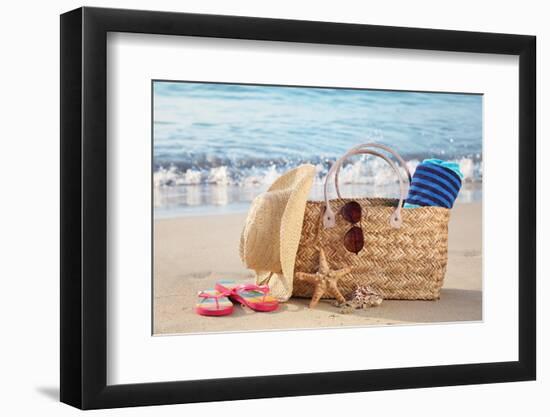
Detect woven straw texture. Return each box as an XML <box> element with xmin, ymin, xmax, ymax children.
<box><xmin>293</xmin><ymin>198</ymin><xmax>451</xmax><ymax>300</ymax></box>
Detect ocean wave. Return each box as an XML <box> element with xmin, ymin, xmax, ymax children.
<box><xmin>153</xmin><ymin>155</ymin><xmax>482</xmax><ymax>188</ymax></box>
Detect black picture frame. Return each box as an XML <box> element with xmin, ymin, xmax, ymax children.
<box><xmin>60</xmin><ymin>6</ymin><xmax>536</xmax><ymax>410</ymax></box>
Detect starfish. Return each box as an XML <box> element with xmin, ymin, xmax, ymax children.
<box><xmin>295</xmin><ymin>249</ymin><xmax>351</xmax><ymax>308</ymax></box>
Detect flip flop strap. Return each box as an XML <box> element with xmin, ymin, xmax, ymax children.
<box><xmin>198</xmin><ymin>291</ymin><xmax>230</xmax><ymax>310</ymax></box>
<box><xmin>234</xmin><ymin>284</ymin><xmax>270</xmax><ymax>302</ymax></box>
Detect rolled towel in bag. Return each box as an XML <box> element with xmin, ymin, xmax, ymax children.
<box><xmin>404</xmin><ymin>159</ymin><xmax>463</xmax><ymax>208</ymax></box>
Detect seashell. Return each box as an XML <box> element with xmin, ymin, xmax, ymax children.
<box><xmin>349</xmin><ymin>285</ymin><xmax>383</xmax><ymax>308</ymax></box>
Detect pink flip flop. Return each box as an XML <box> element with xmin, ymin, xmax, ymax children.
<box><xmin>195</xmin><ymin>290</ymin><xmax>234</xmax><ymax>316</ymax></box>
<box><xmin>215</xmin><ymin>281</ymin><xmax>279</xmax><ymax>312</ymax></box>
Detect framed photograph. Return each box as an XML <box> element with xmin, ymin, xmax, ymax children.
<box><xmin>60</xmin><ymin>6</ymin><xmax>536</xmax><ymax>409</ymax></box>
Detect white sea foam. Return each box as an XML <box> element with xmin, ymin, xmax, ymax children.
<box><xmin>459</xmin><ymin>157</ymin><xmax>475</xmax><ymax>181</ymax></box>
<box><xmin>153</xmin><ymin>156</ymin><xmax>482</xmax><ymax>189</ymax></box>
<box><xmin>153</xmin><ymin>166</ymin><xmax>179</xmax><ymax>187</ymax></box>
<box><xmin>207</xmin><ymin>166</ymin><xmax>230</xmax><ymax>185</ymax></box>
<box><xmin>153</xmin><ymin>166</ymin><xmax>203</xmax><ymax>186</ymax></box>
<box><xmin>241</xmin><ymin>165</ymin><xmax>280</xmax><ymax>187</ymax></box>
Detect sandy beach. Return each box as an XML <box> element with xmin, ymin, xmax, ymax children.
<box><xmin>153</xmin><ymin>202</ymin><xmax>481</xmax><ymax>335</ymax></box>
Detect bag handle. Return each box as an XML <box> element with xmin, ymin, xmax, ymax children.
<box><xmin>334</xmin><ymin>143</ymin><xmax>412</xmax><ymax>197</ymax></box>
<box><xmin>323</xmin><ymin>144</ymin><xmax>411</xmax><ymax>229</ymax></box>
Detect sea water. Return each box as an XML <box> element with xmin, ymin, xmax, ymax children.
<box><xmin>153</xmin><ymin>81</ymin><xmax>482</xmax><ymax>218</ymax></box>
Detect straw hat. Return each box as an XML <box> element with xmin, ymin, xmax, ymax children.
<box><xmin>239</xmin><ymin>164</ymin><xmax>316</xmax><ymax>301</ymax></box>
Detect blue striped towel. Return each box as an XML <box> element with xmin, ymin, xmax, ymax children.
<box><xmin>404</xmin><ymin>159</ymin><xmax>463</xmax><ymax>209</ymax></box>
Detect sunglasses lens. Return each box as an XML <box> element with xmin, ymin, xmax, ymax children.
<box><xmin>341</xmin><ymin>201</ymin><xmax>362</xmax><ymax>223</ymax></box>
<box><xmin>344</xmin><ymin>226</ymin><xmax>364</xmax><ymax>254</ymax></box>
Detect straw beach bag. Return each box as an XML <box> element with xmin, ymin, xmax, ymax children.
<box><xmin>292</xmin><ymin>143</ymin><xmax>451</xmax><ymax>300</ymax></box>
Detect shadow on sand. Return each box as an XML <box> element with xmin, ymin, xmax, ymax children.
<box><xmin>289</xmin><ymin>288</ymin><xmax>482</xmax><ymax>324</ymax></box>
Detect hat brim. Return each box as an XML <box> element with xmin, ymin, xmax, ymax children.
<box><xmin>277</xmin><ymin>165</ymin><xmax>315</xmax><ymax>300</ymax></box>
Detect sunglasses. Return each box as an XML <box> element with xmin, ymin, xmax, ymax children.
<box><xmin>340</xmin><ymin>201</ymin><xmax>364</xmax><ymax>254</ymax></box>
